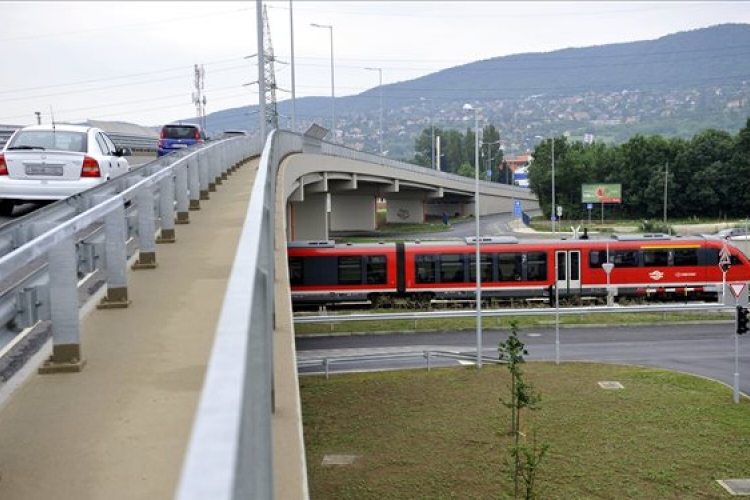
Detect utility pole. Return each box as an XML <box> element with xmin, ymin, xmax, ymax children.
<box><xmin>192</xmin><ymin>64</ymin><xmax>207</xmax><ymax>131</ymax></box>
<box><xmin>664</xmin><ymin>162</ymin><xmax>669</xmax><ymax>227</ymax></box>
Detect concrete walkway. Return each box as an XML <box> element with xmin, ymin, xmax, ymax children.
<box><xmin>0</xmin><ymin>159</ymin><xmax>270</xmax><ymax>499</ymax></box>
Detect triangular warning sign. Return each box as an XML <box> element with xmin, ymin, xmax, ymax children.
<box><xmin>730</xmin><ymin>283</ymin><xmax>746</xmax><ymax>298</ymax></box>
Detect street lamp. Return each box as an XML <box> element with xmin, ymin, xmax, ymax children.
<box><xmin>311</xmin><ymin>23</ymin><xmax>335</xmax><ymax>141</ymax></box>
<box><xmin>535</xmin><ymin>135</ymin><xmax>556</xmax><ymax>235</ymax></box>
<box><xmin>365</xmin><ymin>67</ymin><xmax>383</xmax><ymax>154</ymax></box>
<box><xmin>480</xmin><ymin>139</ymin><xmax>501</xmax><ymax>181</ymax></box>
<box><xmin>463</xmin><ymin>103</ymin><xmax>483</xmax><ymax>369</ymax></box>
<box><xmin>420</xmin><ymin>97</ymin><xmax>435</xmax><ymax>169</ymax></box>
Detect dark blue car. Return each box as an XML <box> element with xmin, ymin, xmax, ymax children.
<box><xmin>157</xmin><ymin>123</ymin><xmax>207</xmax><ymax>156</ymax></box>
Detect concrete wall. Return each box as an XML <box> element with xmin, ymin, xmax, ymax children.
<box><xmin>330</xmin><ymin>195</ymin><xmax>376</xmax><ymax>231</ymax></box>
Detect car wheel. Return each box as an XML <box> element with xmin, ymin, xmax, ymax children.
<box><xmin>0</xmin><ymin>200</ymin><xmax>14</xmax><ymax>217</ymax></box>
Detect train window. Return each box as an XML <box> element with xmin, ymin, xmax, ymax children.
<box><xmin>731</xmin><ymin>254</ymin><xmax>744</xmax><ymax>266</ymax></box>
<box><xmin>338</xmin><ymin>256</ymin><xmax>362</xmax><ymax>285</ymax></box>
<box><xmin>526</xmin><ymin>252</ymin><xmax>547</xmax><ymax>281</ymax></box>
<box><xmin>497</xmin><ymin>253</ymin><xmax>522</xmax><ymax>281</ymax></box>
<box><xmin>440</xmin><ymin>254</ymin><xmax>465</xmax><ymax>283</ymax></box>
<box><xmin>289</xmin><ymin>257</ymin><xmax>303</xmax><ymax>286</ymax></box>
<box><xmin>643</xmin><ymin>249</ymin><xmax>670</xmax><ymax>267</ymax></box>
<box><xmin>366</xmin><ymin>255</ymin><xmax>387</xmax><ymax>284</ymax></box>
<box><xmin>588</xmin><ymin>250</ymin><xmax>611</xmax><ymax>268</ymax></box>
<box><xmin>673</xmin><ymin>248</ymin><xmax>698</xmax><ymax>266</ymax></box>
<box><xmin>415</xmin><ymin>255</ymin><xmax>436</xmax><ymax>283</ymax></box>
<box><xmin>469</xmin><ymin>253</ymin><xmax>492</xmax><ymax>282</ymax></box>
<box><xmin>613</xmin><ymin>250</ymin><xmax>639</xmax><ymax>268</ymax></box>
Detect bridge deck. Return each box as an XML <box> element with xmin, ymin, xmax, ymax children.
<box><xmin>0</xmin><ymin>159</ymin><xmax>306</xmax><ymax>499</ymax></box>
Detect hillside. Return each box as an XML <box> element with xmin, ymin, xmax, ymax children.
<box><xmin>199</xmin><ymin>23</ymin><xmax>750</xmax><ymax>158</ymax></box>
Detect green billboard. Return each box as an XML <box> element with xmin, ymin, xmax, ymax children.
<box><xmin>582</xmin><ymin>184</ymin><xmax>622</xmax><ymax>204</ymax></box>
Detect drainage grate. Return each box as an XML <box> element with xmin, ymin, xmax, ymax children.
<box><xmin>598</xmin><ymin>381</ymin><xmax>624</xmax><ymax>389</ymax></box>
<box><xmin>718</xmin><ymin>479</ymin><xmax>750</xmax><ymax>496</ymax></box>
<box><xmin>322</xmin><ymin>454</ymin><xmax>358</xmax><ymax>466</ymax></box>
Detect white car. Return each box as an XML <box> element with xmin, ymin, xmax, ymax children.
<box><xmin>0</xmin><ymin>124</ymin><xmax>130</xmax><ymax>216</ymax></box>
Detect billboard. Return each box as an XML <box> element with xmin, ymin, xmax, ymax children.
<box><xmin>582</xmin><ymin>184</ymin><xmax>622</xmax><ymax>203</ymax></box>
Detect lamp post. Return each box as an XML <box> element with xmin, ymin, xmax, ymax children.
<box><xmin>481</xmin><ymin>139</ymin><xmax>501</xmax><ymax>181</ymax></box>
<box><xmin>311</xmin><ymin>23</ymin><xmax>335</xmax><ymax>141</ymax></box>
<box><xmin>535</xmin><ymin>135</ymin><xmax>556</xmax><ymax>235</ymax></box>
<box><xmin>365</xmin><ymin>67</ymin><xmax>383</xmax><ymax>154</ymax></box>
<box><xmin>420</xmin><ymin>97</ymin><xmax>435</xmax><ymax>169</ymax></box>
<box><xmin>463</xmin><ymin>103</ymin><xmax>483</xmax><ymax>369</ymax></box>
<box><xmin>289</xmin><ymin>0</ymin><xmax>297</xmax><ymax>131</ymax></box>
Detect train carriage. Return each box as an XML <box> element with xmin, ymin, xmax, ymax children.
<box><xmin>287</xmin><ymin>234</ymin><xmax>750</xmax><ymax>309</ymax></box>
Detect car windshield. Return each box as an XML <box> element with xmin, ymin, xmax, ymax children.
<box><xmin>8</xmin><ymin>130</ymin><xmax>86</xmax><ymax>153</ymax></box>
<box><xmin>163</xmin><ymin>126</ymin><xmax>199</xmax><ymax>140</ymax></box>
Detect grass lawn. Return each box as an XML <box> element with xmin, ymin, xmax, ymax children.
<box><xmin>301</xmin><ymin>363</ymin><xmax>750</xmax><ymax>499</ymax></box>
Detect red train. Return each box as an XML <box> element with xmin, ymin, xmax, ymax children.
<box><xmin>287</xmin><ymin>235</ymin><xmax>750</xmax><ymax>308</ymax></box>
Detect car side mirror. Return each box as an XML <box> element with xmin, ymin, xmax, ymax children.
<box><xmin>116</xmin><ymin>147</ymin><xmax>132</xmax><ymax>157</ymax></box>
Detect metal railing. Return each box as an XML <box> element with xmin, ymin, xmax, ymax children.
<box><xmin>0</xmin><ymin>136</ymin><xmax>258</xmax><ymax>365</ymax></box>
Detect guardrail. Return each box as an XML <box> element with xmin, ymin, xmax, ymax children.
<box><xmin>0</xmin><ymin>137</ymin><xmax>259</xmax><ymax>372</ymax></box>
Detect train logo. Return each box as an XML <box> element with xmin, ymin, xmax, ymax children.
<box><xmin>649</xmin><ymin>270</ymin><xmax>665</xmax><ymax>281</ymax></box>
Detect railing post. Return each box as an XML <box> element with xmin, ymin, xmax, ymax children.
<box><xmin>175</xmin><ymin>162</ymin><xmax>191</xmax><ymax>222</ymax></box>
<box><xmin>39</xmin><ymin>235</ymin><xmax>86</xmax><ymax>374</ymax></box>
<box><xmin>188</xmin><ymin>156</ymin><xmax>201</xmax><ymax>210</ymax></box>
<box><xmin>98</xmin><ymin>200</ymin><xmax>131</xmax><ymax>309</ymax></box>
<box><xmin>15</xmin><ymin>287</ymin><xmax>39</xmax><ymax>329</ymax></box>
<box><xmin>133</xmin><ymin>186</ymin><xmax>158</xmax><ymax>269</ymax></box>
<box><xmin>157</xmin><ymin>174</ymin><xmax>176</xmax><ymax>243</ymax></box>
<box><xmin>199</xmin><ymin>150</ymin><xmax>211</xmax><ymax>199</ymax></box>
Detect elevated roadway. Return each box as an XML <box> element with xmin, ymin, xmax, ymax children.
<box><xmin>0</xmin><ymin>129</ymin><xmax>538</xmax><ymax>498</ymax></box>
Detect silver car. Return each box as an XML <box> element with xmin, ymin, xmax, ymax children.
<box><xmin>0</xmin><ymin>124</ymin><xmax>130</xmax><ymax>216</ymax></box>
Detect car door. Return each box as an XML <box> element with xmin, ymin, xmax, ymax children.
<box><xmin>101</xmin><ymin>132</ymin><xmax>129</xmax><ymax>175</ymax></box>
<box><xmin>94</xmin><ymin>132</ymin><xmax>117</xmax><ymax>179</ymax></box>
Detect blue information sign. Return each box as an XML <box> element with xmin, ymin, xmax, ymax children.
<box><xmin>513</xmin><ymin>200</ymin><xmax>522</xmax><ymax>217</ymax></box>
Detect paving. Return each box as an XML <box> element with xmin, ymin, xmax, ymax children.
<box><xmin>0</xmin><ymin>159</ymin><xmax>298</xmax><ymax>500</ymax></box>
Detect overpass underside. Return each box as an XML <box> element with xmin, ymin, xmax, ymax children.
<box><xmin>282</xmin><ymin>153</ymin><xmax>538</xmax><ymax>241</ymax></box>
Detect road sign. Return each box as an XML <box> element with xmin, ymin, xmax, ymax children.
<box><xmin>730</xmin><ymin>283</ymin><xmax>746</xmax><ymax>298</ymax></box>
<box><xmin>719</xmin><ymin>244</ymin><xmax>731</xmax><ymax>271</ymax></box>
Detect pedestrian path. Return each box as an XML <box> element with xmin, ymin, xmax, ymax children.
<box><xmin>0</xmin><ymin>160</ymin><xmax>259</xmax><ymax>500</ymax></box>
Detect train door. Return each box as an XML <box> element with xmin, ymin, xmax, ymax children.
<box><xmin>555</xmin><ymin>250</ymin><xmax>581</xmax><ymax>294</ymax></box>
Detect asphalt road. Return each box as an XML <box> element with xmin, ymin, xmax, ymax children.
<box><xmin>296</xmin><ymin>322</ymin><xmax>750</xmax><ymax>396</ymax></box>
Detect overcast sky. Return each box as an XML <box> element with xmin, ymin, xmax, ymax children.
<box><xmin>1</xmin><ymin>1</ymin><xmax>749</xmax><ymax>128</ymax></box>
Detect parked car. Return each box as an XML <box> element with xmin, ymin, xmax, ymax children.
<box><xmin>157</xmin><ymin>123</ymin><xmax>207</xmax><ymax>156</ymax></box>
<box><xmin>716</xmin><ymin>227</ymin><xmax>749</xmax><ymax>240</ymax></box>
<box><xmin>0</xmin><ymin>124</ymin><xmax>131</xmax><ymax>216</ymax></box>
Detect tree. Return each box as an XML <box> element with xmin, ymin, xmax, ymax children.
<box><xmin>498</xmin><ymin>321</ymin><xmax>548</xmax><ymax>499</ymax></box>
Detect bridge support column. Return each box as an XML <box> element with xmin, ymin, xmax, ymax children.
<box><xmin>97</xmin><ymin>200</ymin><xmax>131</xmax><ymax>309</ymax></box>
<box><xmin>39</xmin><ymin>235</ymin><xmax>86</xmax><ymax>374</ymax></box>
<box><xmin>384</xmin><ymin>196</ymin><xmax>425</xmax><ymax>224</ymax></box>
<box><xmin>288</xmin><ymin>194</ymin><xmax>329</xmax><ymax>241</ymax></box>
<box><xmin>330</xmin><ymin>195</ymin><xmax>377</xmax><ymax>232</ymax></box>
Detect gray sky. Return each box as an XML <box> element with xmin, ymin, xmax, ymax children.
<box><xmin>1</xmin><ymin>1</ymin><xmax>749</xmax><ymax>128</ymax></box>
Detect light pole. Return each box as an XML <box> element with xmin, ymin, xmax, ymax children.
<box><xmin>289</xmin><ymin>0</ymin><xmax>297</xmax><ymax>131</ymax></box>
<box><xmin>463</xmin><ymin>103</ymin><xmax>483</xmax><ymax>369</ymax></box>
<box><xmin>311</xmin><ymin>23</ymin><xmax>335</xmax><ymax>141</ymax></box>
<box><xmin>481</xmin><ymin>139</ymin><xmax>501</xmax><ymax>181</ymax></box>
<box><xmin>420</xmin><ymin>97</ymin><xmax>435</xmax><ymax>169</ymax></box>
<box><xmin>535</xmin><ymin>135</ymin><xmax>556</xmax><ymax>235</ymax></box>
<box><xmin>365</xmin><ymin>67</ymin><xmax>383</xmax><ymax>154</ymax></box>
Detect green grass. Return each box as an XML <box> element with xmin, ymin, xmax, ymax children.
<box><xmin>301</xmin><ymin>363</ymin><xmax>750</xmax><ymax>499</ymax></box>
<box><xmin>294</xmin><ymin>310</ymin><xmax>731</xmax><ymax>336</ymax></box>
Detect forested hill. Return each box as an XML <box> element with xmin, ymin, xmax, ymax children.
<box><xmin>381</xmin><ymin>23</ymin><xmax>750</xmax><ymax>102</ymax></box>
<box><xmin>201</xmin><ymin>23</ymin><xmax>750</xmax><ymax>155</ymax></box>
